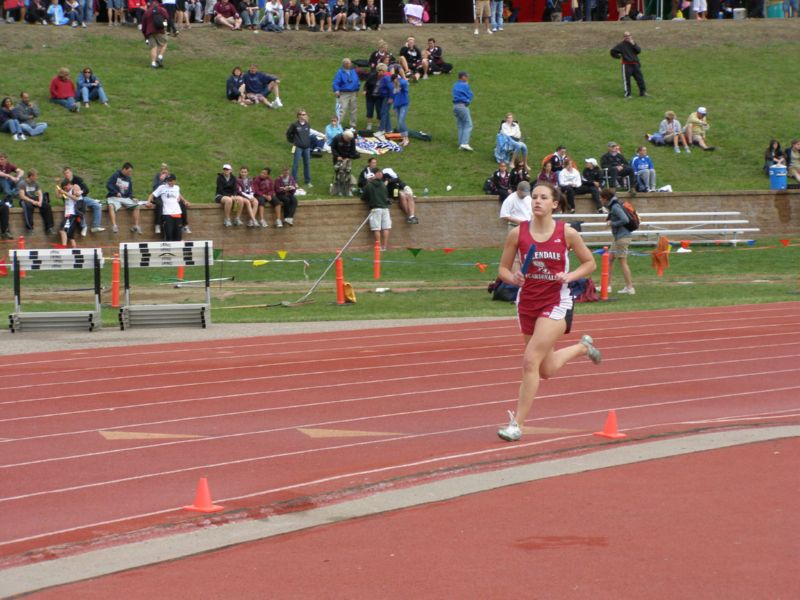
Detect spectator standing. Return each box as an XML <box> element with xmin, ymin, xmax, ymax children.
<box><xmin>79</xmin><ymin>0</ymin><xmax>93</xmax><ymax>25</ymax></box>
<box><xmin>684</xmin><ymin>107</ymin><xmax>715</xmax><ymax>151</ymax></box>
<box><xmin>610</xmin><ymin>31</ymin><xmax>647</xmax><ymax>98</ymax></box>
<box><xmin>490</xmin><ymin>0</ymin><xmax>504</xmax><ymax>31</ymax></box>
<box><xmin>377</xmin><ymin>65</ymin><xmax>394</xmax><ymax>134</ymax></box>
<box><xmin>162</xmin><ymin>0</ymin><xmax>179</xmax><ymax>35</ymax></box>
<box><xmin>142</xmin><ymin>0</ymin><xmax>170</xmax><ymax>70</ymax></box>
<box><xmin>18</xmin><ymin>169</ymin><xmax>56</xmax><ymax>234</ymax></box>
<box><xmin>106</xmin><ymin>162</ymin><xmax>146</xmax><ymax>234</ymax></box>
<box><xmin>274</xmin><ymin>167</ymin><xmax>299</xmax><ymax>226</ymax></box>
<box><xmin>452</xmin><ymin>71</ymin><xmax>474</xmax><ymax>151</ymax></box>
<box><xmin>600</xmin><ymin>142</ymin><xmax>634</xmax><ymax>189</ymax></box>
<box><xmin>147</xmin><ymin>174</ymin><xmax>188</xmax><ymax>241</ymax></box>
<box><xmin>363</xmin><ymin>63</ymin><xmax>387</xmax><ymax>132</ymax></box>
<box><xmin>601</xmin><ymin>188</ymin><xmax>635</xmax><ymax>295</ymax></box>
<box><xmin>474</xmin><ymin>0</ymin><xmax>492</xmax><ymax>34</ymax></box>
<box><xmin>286</xmin><ymin>109</ymin><xmax>313</xmax><ymax>189</ymax></box>
<box><xmin>362</xmin><ymin>170</ymin><xmax>391</xmax><ymax>250</ymax></box>
<box><xmin>391</xmin><ymin>68</ymin><xmax>410</xmax><ymax>147</ymax></box>
<box><xmin>129</xmin><ymin>0</ymin><xmax>147</xmax><ymax>26</ymax></box>
<box><xmin>243</xmin><ymin>64</ymin><xmax>283</xmax><ymax>107</ymax></box>
<box><xmin>107</xmin><ymin>0</ymin><xmax>124</xmax><ymax>25</ymax></box>
<box><xmin>630</xmin><ymin>146</ymin><xmax>657</xmax><ymax>192</ymax></box>
<box><xmin>62</xmin><ymin>167</ymin><xmax>105</xmax><ymax>235</ymax></box>
<box><xmin>76</xmin><ymin>68</ymin><xmax>110</xmax><ymax>108</ymax></box>
<box><xmin>49</xmin><ymin>68</ymin><xmax>79</xmax><ymax>113</ymax></box>
<box><xmin>332</xmin><ymin>58</ymin><xmax>360</xmax><ymax>129</ymax></box>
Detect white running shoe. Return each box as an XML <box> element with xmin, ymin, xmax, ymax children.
<box><xmin>260</xmin><ymin>219</ymin><xmax>269</xmax><ymax>228</ymax></box>
<box><xmin>619</xmin><ymin>286</ymin><xmax>636</xmax><ymax>295</ymax></box>
<box><xmin>497</xmin><ymin>410</ymin><xmax>521</xmax><ymax>442</ymax></box>
<box><xmin>580</xmin><ymin>334</ymin><xmax>602</xmax><ymax>364</ymax></box>
<box><xmin>154</xmin><ymin>224</ymin><xmax>161</xmax><ymax>234</ymax></box>
<box><xmin>459</xmin><ymin>144</ymin><xmax>474</xmax><ymax>152</ymax></box>
<box><xmin>284</xmin><ymin>217</ymin><xmax>293</xmax><ymax>226</ymax></box>
<box><xmin>233</xmin><ymin>218</ymin><xmax>243</xmax><ymax>226</ymax></box>
<box><xmin>223</xmin><ymin>218</ymin><xmax>232</xmax><ymax>227</ymax></box>
<box><xmin>473</xmin><ymin>28</ymin><xmax>479</xmax><ymax>34</ymax></box>
<box><xmin>130</xmin><ymin>225</ymin><xmax>142</xmax><ymax>234</ymax></box>
<box><xmin>275</xmin><ymin>219</ymin><xmax>283</xmax><ymax>228</ymax></box>
<box><xmin>81</xmin><ymin>225</ymin><xmax>88</xmax><ymax>237</ymax></box>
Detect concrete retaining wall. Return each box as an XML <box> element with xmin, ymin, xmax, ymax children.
<box><xmin>5</xmin><ymin>190</ymin><xmax>799</xmax><ymax>256</ymax></box>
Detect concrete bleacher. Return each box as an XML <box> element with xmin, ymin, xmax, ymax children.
<box><xmin>2</xmin><ymin>189</ymin><xmax>798</xmax><ymax>256</ymax></box>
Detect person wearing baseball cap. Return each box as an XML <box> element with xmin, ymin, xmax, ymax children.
<box><xmin>684</xmin><ymin>107</ymin><xmax>715</xmax><ymax>151</ymax></box>
<box><xmin>452</xmin><ymin>71</ymin><xmax>474</xmax><ymax>152</ymax></box>
<box><xmin>215</xmin><ymin>163</ymin><xmax>248</xmax><ymax>227</ymax></box>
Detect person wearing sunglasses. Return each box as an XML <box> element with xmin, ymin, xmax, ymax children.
<box><xmin>76</xmin><ymin>68</ymin><xmax>109</xmax><ymax>108</ymax></box>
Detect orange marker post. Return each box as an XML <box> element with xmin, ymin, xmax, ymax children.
<box><xmin>335</xmin><ymin>250</ymin><xmax>345</xmax><ymax>305</ymax></box>
<box><xmin>177</xmin><ymin>265</ymin><xmax>185</xmax><ymax>282</ymax></box>
<box><xmin>600</xmin><ymin>246</ymin><xmax>610</xmax><ymax>301</ymax></box>
<box><xmin>17</xmin><ymin>236</ymin><xmax>25</xmax><ymax>279</ymax></box>
<box><xmin>373</xmin><ymin>241</ymin><xmax>381</xmax><ymax>280</ymax></box>
<box><xmin>111</xmin><ymin>253</ymin><xmax>121</xmax><ymax>308</ymax></box>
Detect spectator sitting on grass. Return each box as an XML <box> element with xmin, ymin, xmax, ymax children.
<box><xmin>647</xmin><ymin>110</ymin><xmax>690</xmax><ymax>154</ymax></box>
<box><xmin>763</xmin><ymin>140</ymin><xmax>784</xmax><ymax>175</ymax></box>
<box><xmin>226</xmin><ymin>66</ymin><xmax>251</xmax><ymax>105</ymax></box>
<box><xmin>238</xmin><ymin>0</ymin><xmax>259</xmax><ymax>30</ymax></box>
<box><xmin>1</xmin><ymin>97</ymin><xmax>28</xmax><ymax>141</ymax></box>
<box><xmin>49</xmin><ymin>67</ymin><xmax>79</xmax><ymax>113</ymax></box>
<box><xmin>684</xmin><ymin>106</ymin><xmax>714</xmax><ymax>151</ymax></box>
<box><xmin>243</xmin><ymin>64</ymin><xmax>283</xmax><ymax>108</ymax></box>
<box><xmin>63</xmin><ymin>0</ymin><xmax>84</xmax><ymax>25</ymax></box>
<box><xmin>631</xmin><ymin>146</ymin><xmax>657</xmax><ymax>192</ymax></box>
<box><xmin>213</xmin><ymin>0</ymin><xmax>242</xmax><ymax>29</ymax></box>
<box><xmin>260</xmin><ymin>0</ymin><xmax>285</xmax><ymax>30</ymax></box>
<box><xmin>76</xmin><ymin>68</ymin><xmax>109</xmax><ymax>108</ymax></box>
<box><xmin>426</xmin><ymin>37</ymin><xmax>452</xmax><ymax>74</ymax></box>
<box><xmin>358</xmin><ymin>157</ymin><xmax>379</xmax><ymax>192</ymax></box>
<box><xmin>369</xmin><ymin>40</ymin><xmax>395</xmax><ymax>70</ymax></box>
<box><xmin>46</xmin><ymin>0</ymin><xmax>70</xmax><ymax>24</ymax></box>
<box><xmin>399</xmin><ymin>36</ymin><xmax>429</xmax><ymax>81</ymax></box>
<box><xmin>324</xmin><ymin>115</ymin><xmax>344</xmax><ymax>147</ymax></box>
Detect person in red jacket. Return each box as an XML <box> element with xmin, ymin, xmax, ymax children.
<box><xmin>142</xmin><ymin>0</ymin><xmax>170</xmax><ymax>69</ymax></box>
<box><xmin>49</xmin><ymin>68</ymin><xmax>79</xmax><ymax>113</ymax></box>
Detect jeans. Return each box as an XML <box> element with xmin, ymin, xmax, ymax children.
<box><xmin>583</xmin><ymin>0</ymin><xmax>595</xmax><ymax>20</ymax></box>
<box><xmin>1</xmin><ymin>119</ymin><xmax>22</xmax><ymax>135</ymax></box>
<box><xmin>507</xmin><ymin>138</ymin><xmax>528</xmax><ymax>159</ymax></box>
<box><xmin>80</xmin><ymin>0</ymin><xmax>93</xmax><ymax>22</ymax></box>
<box><xmin>292</xmin><ymin>146</ymin><xmax>311</xmax><ymax>184</ymax></box>
<box><xmin>394</xmin><ymin>104</ymin><xmax>408</xmax><ymax>135</ymax></box>
<box><xmin>19</xmin><ymin>122</ymin><xmax>48</xmax><ymax>136</ymax></box>
<box><xmin>79</xmin><ymin>85</ymin><xmax>109</xmax><ymax>104</ymax></box>
<box><xmin>0</xmin><ymin>178</ymin><xmax>17</xmax><ymax>197</ymax></box>
<box><xmin>379</xmin><ymin>100</ymin><xmax>393</xmax><ymax>132</ymax></box>
<box><xmin>51</xmin><ymin>97</ymin><xmax>78</xmax><ymax>112</ymax></box>
<box><xmin>453</xmin><ymin>104</ymin><xmax>472</xmax><ymax>146</ymax></box>
<box><xmin>83</xmin><ymin>196</ymin><xmax>103</xmax><ymax>228</ymax></box>
<box><xmin>490</xmin><ymin>0</ymin><xmax>503</xmax><ymax>28</ymax></box>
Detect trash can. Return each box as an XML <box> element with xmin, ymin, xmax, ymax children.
<box><xmin>766</xmin><ymin>0</ymin><xmax>783</xmax><ymax>17</ymax></box>
<box><xmin>769</xmin><ymin>164</ymin><xmax>787</xmax><ymax>190</ymax></box>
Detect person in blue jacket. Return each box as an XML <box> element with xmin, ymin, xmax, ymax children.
<box><xmin>332</xmin><ymin>57</ymin><xmax>361</xmax><ymax>129</ymax></box>
<box><xmin>452</xmin><ymin>71</ymin><xmax>474</xmax><ymax>152</ymax></box>
<box><xmin>390</xmin><ymin>67</ymin><xmax>410</xmax><ymax>147</ymax></box>
<box><xmin>226</xmin><ymin>66</ymin><xmax>249</xmax><ymax>106</ymax></box>
<box><xmin>630</xmin><ymin>146</ymin><xmax>656</xmax><ymax>192</ymax></box>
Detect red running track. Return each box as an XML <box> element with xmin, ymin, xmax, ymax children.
<box><xmin>1</xmin><ymin>302</ymin><xmax>799</xmax><ymax>565</ymax></box>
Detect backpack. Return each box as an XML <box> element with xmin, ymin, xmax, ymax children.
<box><xmin>621</xmin><ymin>200</ymin><xmax>641</xmax><ymax>231</ymax></box>
<box><xmin>488</xmin><ymin>278</ymin><xmax>519</xmax><ymax>302</ymax></box>
<box><xmin>151</xmin><ymin>5</ymin><xmax>166</xmax><ymax>30</ymax></box>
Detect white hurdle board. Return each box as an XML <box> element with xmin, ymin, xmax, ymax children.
<box><xmin>118</xmin><ymin>240</ymin><xmax>213</xmax><ymax>330</ymax></box>
<box><xmin>8</xmin><ymin>248</ymin><xmax>104</xmax><ymax>333</ymax></box>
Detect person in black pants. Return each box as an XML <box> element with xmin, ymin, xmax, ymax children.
<box><xmin>610</xmin><ymin>31</ymin><xmax>647</xmax><ymax>98</ymax></box>
<box><xmin>17</xmin><ymin>169</ymin><xmax>55</xmax><ymax>234</ymax></box>
<box><xmin>600</xmin><ymin>142</ymin><xmax>634</xmax><ymax>190</ymax></box>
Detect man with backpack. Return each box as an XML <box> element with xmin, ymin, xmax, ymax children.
<box><xmin>601</xmin><ymin>188</ymin><xmax>636</xmax><ymax>295</ymax></box>
<box><xmin>142</xmin><ymin>0</ymin><xmax>170</xmax><ymax>70</ymax></box>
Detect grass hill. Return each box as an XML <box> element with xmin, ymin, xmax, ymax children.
<box><xmin>2</xmin><ymin>19</ymin><xmax>799</xmax><ymax>203</ymax></box>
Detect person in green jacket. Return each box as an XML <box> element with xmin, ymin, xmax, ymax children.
<box><xmin>361</xmin><ymin>170</ymin><xmax>391</xmax><ymax>250</ymax></box>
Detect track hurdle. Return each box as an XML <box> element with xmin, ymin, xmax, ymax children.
<box><xmin>7</xmin><ymin>247</ymin><xmax>104</xmax><ymax>333</ymax></box>
<box><xmin>118</xmin><ymin>240</ymin><xmax>213</xmax><ymax>330</ymax></box>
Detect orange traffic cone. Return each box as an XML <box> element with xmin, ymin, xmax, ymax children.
<box><xmin>182</xmin><ymin>477</ymin><xmax>224</xmax><ymax>513</ymax></box>
<box><xmin>593</xmin><ymin>410</ymin><xmax>627</xmax><ymax>439</ymax></box>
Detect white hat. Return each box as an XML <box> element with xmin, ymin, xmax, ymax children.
<box><xmin>222</xmin><ymin>163</ymin><xmax>232</xmax><ymax>170</ymax></box>
<box><xmin>585</xmin><ymin>158</ymin><xmax>598</xmax><ymax>166</ymax></box>
<box><xmin>697</xmin><ymin>106</ymin><xmax>707</xmax><ymax>115</ymax></box>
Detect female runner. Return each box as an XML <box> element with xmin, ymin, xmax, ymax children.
<box><xmin>497</xmin><ymin>182</ymin><xmax>602</xmax><ymax>442</ymax></box>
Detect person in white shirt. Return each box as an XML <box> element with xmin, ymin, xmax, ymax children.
<box><xmin>499</xmin><ymin>113</ymin><xmax>529</xmax><ymax>170</ymax></box>
<box><xmin>55</xmin><ymin>181</ymin><xmax>81</xmax><ymax>247</ymax></box>
<box><xmin>498</xmin><ymin>181</ymin><xmax>532</xmax><ymax>228</ymax></box>
<box><xmin>260</xmin><ymin>0</ymin><xmax>285</xmax><ymax>29</ymax></box>
<box><xmin>147</xmin><ymin>174</ymin><xmax>189</xmax><ymax>241</ymax></box>
<box><xmin>557</xmin><ymin>159</ymin><xmax>582</xmax><ymax>213</ymax></box>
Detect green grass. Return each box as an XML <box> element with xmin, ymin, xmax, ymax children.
<box><xmin>3</xmin><ymin>238</ymin><xmax>798</xmax><ymax>324</ymax></box>
<box><xmin>1</xmin><ymin>27</ymin><xmax>796</xmax><ymax>204</ymax></box>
